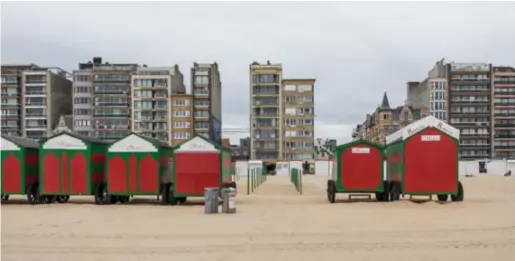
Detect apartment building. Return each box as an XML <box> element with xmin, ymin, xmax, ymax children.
<box><xmin>73</xmin><ymin>57</ymin><xmax>138</xmax><ymax>140</ymax></box>
<box><xmin>447</xmin><ymin>63</ymin><xmax>492</xmax><ymax>159</ymax></box>
<box><xmin>406</xmin><ymin>77</ymin><xmax>448</xmax><ymax>121</ymax></box>
<box><xmin>191</xmin><ymin>62</ymin><xmax>222</xmax><ymax>145</ymax></box>
<box><xmin>1</xmin><ymin>64</ymin><xmax>72</xmax><ymax>139</ymax></box>
<box><xmin>354</xmin><ymin>92</ymin><xmax>429</xmax><ymax>145</ymax></box>
<box><xmin>281</xmin><ymin>78</ymin><xmax>315</xmax><ymax>161</ymax></box>
<box><xmin>492</xmin><ymin>66</ymin><xmax>515</xmax><ymax>158</ymax></box>
<box><xmin>131</xmin><ymin>66</ymin><xmax>186</xmax><ymax>144</ymax></box>
<box><xmin>170</xmin><ymin>93</ymin><xmax>193</xmax><ymax>146</ymax></box>
<box><xmin>249</xmin><ymin>61</ymin><xmax>283</xmax><ymax>161</ymax></box>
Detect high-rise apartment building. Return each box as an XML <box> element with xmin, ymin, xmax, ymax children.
<box><xmin>171</xmin><ymin>93</ymin><xmax>194</xmax><ymax>146</ymax></box>
<box><xmin>281</xmin><ymin>78</ymin><xmax>315</xmax><ymax>160</ymax></box>
<box><xmin>1</xmin><ymin>64</ymin><xmax>72</xmax><ymax>139</ymax></box>
<box><xmin>73</xmin><ymin>57</ymin><xmax>139</xmax><ymax>140</ymax></box>
<box><xmin>249</xmin><ymin>61</ymin><xmax>316</xmax><ymax>162</ymax></box>
<box><xmin>249</xmin><ymin>61</ymin><xmax>283</xmax><ymax>160</ymax></box>
<box><xmin>425</xmin><ymin>59</ymin><xmax>492</xmax><ymax>159</ymax></box>
<box><xmin>447</xmin><ymin>63</ymin><xmax>492</xmax><ymax>159</ymax></box>
<box><xmin>131</xmin><ymin>66</ymin><xmax>186</xmax><ymax>144</ymax></box>
<box><xmin>492</xmin><ymin>66</ymin><xmax>515</xmax><ymax>158</ymax></box>
<box><xmin>191</xmin><ymin>62</ymin><xmax>222</xmax><ymax>145</ymax></box>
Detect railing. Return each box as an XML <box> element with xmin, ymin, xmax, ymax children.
<box><xmin>290</xmin><ymin>168</ymin><xmax>302</xmax><ymax>195</ymax></box>
<box><xmin>247</xmin><ymin>167</ymin><xmax>266</xmax><ymax>195</ymax></box>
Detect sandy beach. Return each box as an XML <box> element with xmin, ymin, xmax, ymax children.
<box><xmin>1</xmin><ymin>175</ymin><xmax>514</xmax><ymax>261</ymax></box>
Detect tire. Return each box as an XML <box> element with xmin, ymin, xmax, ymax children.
<box><xmin>390</xmin><ymin>182</ymin><xmax>401</xmax><ymax>201</ymax></box>
<box><xmin>42</xmin><ymin>195</ymin><xmax>56</xmax><ymax>204</ymax></box>
<box><xmin>161</xmin><ymin>184</ymin><xmax>170</xmax><ymax>205</ymax></box>
<box><xmin>27</xmin><ymin>184</ymin><xmax>40</xmax><ymax>204</ymax></box>
<box><xmin>1</xmin><ymin>194</ymin><xmax>9</xmax><ymax>202</ymax></box>
<box><xmin>56</xmin><ymin>195</ymin><xmax>70</xmax><ymax>203</ymax></box>
<box><xmin>177</xmin><ymin>197</ymin><xmax>187</xmax><ymax>204</ymax></box>
<box><xmin>437</xmin><ymin>194</ymin><xmax>448</xmax><ymax>202</ymax></box>
<box><xmin>230</xmin><ymin>182</ymin><xmax>237</xmax><ymax>189</ymax></box>
<box><xmin>109</xmin><ymin>196</ymin><xmax>119</xmax><ymax>204</ymax></box>
<box><xmin>451</xmin><ymin>181</ymin><xmax>464</xmax><ymax>202</ymax></box>
<box><xmin>169</xmin><ymin>186</ymin><xmax>177</xmax><ymax>206</ymax></box>
<box><xmin>327</xmin><ymin>180</ymin><xmax>336</xmax><ymax>204</ymax></box>
<box><xmin>119</xmin><ymin>196</ymin><xmax>130</xmax><ymax>204</ymax></box>
<box><xmin>375</xmin><ymin>192</ymin><xmax>384</xmax><ymax>202</ymax></box>
<box><xmin>94</xmin><ymin>184</ymin><xmax>108</xmax><ymax>205</ymax></box>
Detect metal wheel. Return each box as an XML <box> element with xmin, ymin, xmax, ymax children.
<box><xmin>56</xmin><ymin>195</ymin><xmax>70</xmax><ymax>203</ymax></box>
<box><xmin>42</xmin><ymin>195</ymin><xmax>56</xmax><ymax>204</ymax></box>
<box><xmin>27</xmin><ymin>184</ymin><xmax>40</xmax><ymax>204</ymax></box>
<box><xmin>437</xmin><ymin>194</ymin><xmax>448</xmax><ymax>202</ymax></box>
<box><xmin>1</xmin><ymin>194</ymin><xmax>9</xmax><ymax>202</ymax></box>
<box><xmin>160</xmin><ymin>184</ymin><xmax>170</xmax><ymax>205</ymax></box>
<box><xmin>94</xmin><ymin>184</ymin><xmax>108</xmax><ymax>205</ymax></box>
<box><xmin>451</xmin><ymin>181</ymin><xmax>464</xmax><ymax>202</ymax></box>
<box><xmin>169</xmin><ymin>186</ymin><xmax>177</xmax><ymax>206</ymax></box>
<box><xmin>327</xmin><ymin>181</ymin><xmax>336</xmax><ymax>204</ymax></box>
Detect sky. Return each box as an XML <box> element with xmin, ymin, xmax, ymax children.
<box><xmin>2</xmin><ymin>1</ymin><xmax>515</xmax><ymax>144</ymax></box>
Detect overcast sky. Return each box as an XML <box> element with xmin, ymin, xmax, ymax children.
<box><xmin>2</xmin><ymin>1</ymin><xmax>515</xmax><ymax>144</ymax></box>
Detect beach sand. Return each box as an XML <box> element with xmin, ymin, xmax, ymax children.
<box><xmin>1</xmin><ymin>175</ymin><xmax>514</xmax><ymax>261</ymax></box>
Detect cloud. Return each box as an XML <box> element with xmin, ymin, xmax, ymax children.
<box><xmin>2</xmin><ymin>2</ymin><xmax>515</xmax><ymax>145</ymax></box>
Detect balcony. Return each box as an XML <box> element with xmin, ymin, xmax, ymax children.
<box><xmin>493</xmin><ymin>145</ymin><xmax>515</xmax><ymax>150</ymax></box>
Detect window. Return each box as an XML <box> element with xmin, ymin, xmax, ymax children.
<box><xmin>252</xmin><ymin>74</ymin><xmax>279</xmax><ymax>84</ymax></box>
<box><xmin>74</xmin><ymin>75</ymin><xmax>91</xmax><ymax>82</ymax></box>
<box><xmin>133</xmin><ymin>90</ymin><xmax>152</xmax><ymax>98</ymax></box>
<box><xmin>194</xmin><ymin>110</ymin><xmax>209</xmax><ymax>117</ymax></box>
<box><xmin>25</xmin><ymin>75</ymin><xmax>46</xmax><ymax>84</ymax></box>
<box><xmin>134</xmin><ymin>79</ymin><xmax>168</xmax><ymax>88</ymax></box>
<box><xmin>74</xmin><ymin>86</ymin><xmax>90</xmax><ymax>93</ymax></box>
<box><xmin>297</xmin><ymin>85</ymin><xmax>313</xmax><ymax>92</ymax></box>
<box><xmin>173</xmin><ymin>132</ymin><xmax>190</xmax><ymax>139</ymax></box>
<box><xmin>194</xmin><ymin>99</ymin><xmax>210</xmax><ymax>106</ymax></box>
<box><xmin>194</xmin><ymin>76</ymin><xmax>209</xmax><ymax>85</ymax></box>
<box><xmin>74</xmin><ymin>109</ymin><xmax>92</xmax><ymax>115</ymax></box>
<box><xmin>195</xmin><ymin>122</ymin><xmax>209</xmax><ymax>129</ymax></box>
<box><xmin>74</xmin><ymin>97</ymin><xmax>91</xmax><ymax>104</ymax></box>
<box><xmin>285</xmin><ymin>108</ymin><xmax>296</xmax><ymax>115</ymax></box>
<box><xmin>283</xmin><ymin>85</ymin><xmax>296</xmax><ymax>91</ymax></box>
<box><xmin>174</xmin><ymin>121</ymin><xmax>190</xmax><ymax>128</ymax></box>
<box><xmin>95</xmin><ymin>74</ymin><xmax>130</xmax><ymax>82</ymax></box>
<box><xmin>1</xmin><ymin>75</ymin><xmax>18</xmax><ymax>84</ymax></box>
<box><xmin>174</xmin><ymin>99</ymin><xmax>190</xmax><ymax>106</ymax></box>
<box><xmin>174</xmin><ymin>110</ymin><xmax>190</xmax><ymax>117</ymax></box>
<box><xmin>74</xmin><ymin>120</ymin><xmax>91</xmax><ymax>127</ymax></box>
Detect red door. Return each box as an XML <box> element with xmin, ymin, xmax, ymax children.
<box><xmin>175</xmin><ymin>152</ymin><xmax>220</xmax><ymax>195</ymax></box>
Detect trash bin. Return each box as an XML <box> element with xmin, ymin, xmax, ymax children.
<box><xmin>222</xmin><ymin>187</ymin><xmax>236</xmax><ymax>214</ymax></box>
<box><xmin>204</xmin><ymin>187</ymin><xmax>219</xmax><ymax>214</ymax></box>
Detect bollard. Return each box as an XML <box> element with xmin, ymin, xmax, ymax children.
<box><xmin>204</xmin><ymin>188</ymin><xmax>219</xmax><ymax>214</ymax></box>
<box><xmin>247</xmin><ymin>168</ymin><xmax>250</xmax><ymax>195</ymax></box>
<box><xmin>222</xmin><ymin>187</ymin><xmax>236</xmax><ymax>213</ymax></box>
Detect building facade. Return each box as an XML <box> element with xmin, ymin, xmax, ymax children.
<box><xmin>131</xmin><ymin>66</ymin><xmax>186</xmax><ymax>144</ymax></box>
<box><xmin>447</xmin><ymin>62</ymin><xmax>492</xmax><ymax>159</ymax></box>
<box><xmin>249</xmin><ymin>61</ymin><xmax>283</xmax><ymax>161</ymax></box>
<box><xmin>1</xmin><ymin>64</ymin><xmax>72</xmax><ymax>139</ymax></box>
<box><xmin>492</xmin><ymin>66</ymin><xmax>515</xmax><ymax>158</ymax></box>
<box><xmin>170</xmin><ymin>93</ymin><xmax>194</xmax><ymax>146</ymax></box>
<box><xmin>249</xmin><ymin>61</ymin><xmax>316</xmax><ymax>162</ymax></box>
<box><xmin>406</xmin><ymin>77</ymin><xmax>448</xmax><ymax>121</ymax></box>
<box><xmin>356</xmin><ymin>92</ymin><xmax>429</xmax><ymax>145</ymax></box>
<box><xmin>281</xmin><ymin>78</ymin><xmax>315</xmax><ymax>161</ymax></box>
<box><xmin>191</xmin><ymin>62</ymin><xmax>222</xmax><ymax>145</ymax></box>
<box><xmin>73</xmin><ymin>57</ymin><xmax>138</xmax><ymax>140</ymax></box>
